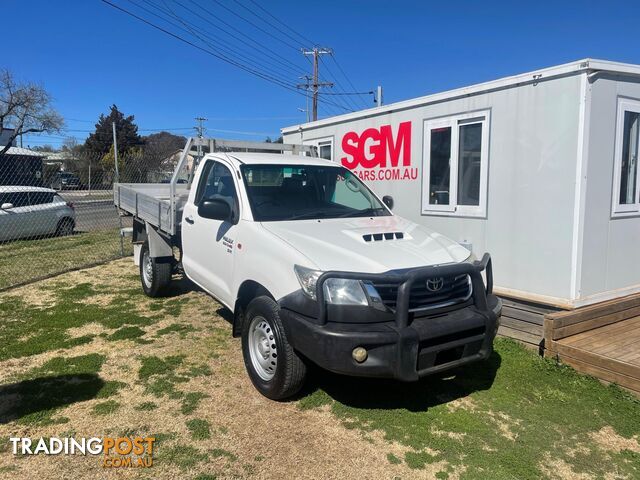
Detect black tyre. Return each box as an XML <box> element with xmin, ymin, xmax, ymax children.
<box><xmin>241</xmin><ymin>296</ymin><xmax>306</xmax><ymax>400</ymax></box>
<box><xmin>56</xmin><ymin>217</ymin><xmax>75</xmax><ymax>237</ymax></box>
<box><xmin>139</xmin><ymin>241</ymin><xmax>172</xmax><ymax>297</ymax></box>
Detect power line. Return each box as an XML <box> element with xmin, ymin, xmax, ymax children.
<box><xmin>131</xmin><ymin>0</ymin><xmax>297</xmax><ymax>86</ymax></box>
<box><xmin>318</xmin><ymin>90</ymin><xmax>374</xmax><ymax>96</ymax></box>
<box><xmin>318</xmin><ymin>56</ymin><xmax>360</xmax><ymax>111</ymax></box>
<box><xmin>153</xmin><ymin>0</ymin><xmax>308</xmax><ymax>80</ymax></box>
<box><xmin>330</xmin><ymin>53</ymin><xmax>370</xmax><ymax>108</ymax></box>
<box><xmin>184</xmin><ymin>0</ymin><xmax>308</xmax><ymax>77</ymax></box>
<box><xmin>244</xmin><ymin>0</ymin><xmax>316</xmax><ymax>47</ymax></box>
<box><xmin>229</xmin><ymin>0</ymin><xmax>309</xmax><ymax>49</ymax></box>
<box><xmin>209</xmin><ymin>0</ymin><xmax>301</xmax><ymax>52</ymax></box>
<box><xmin>100</xmin><ymin>0</ymin><xmax>353</xmax><ymax>112</ymax></box>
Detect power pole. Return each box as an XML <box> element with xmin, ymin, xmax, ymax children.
<box><xmin>194</xmin><ymin>117</ymin><xmax>207</xmax><ymax>160</ymax></box>
<box><xmin>299</xmin><ymin>47</ymin><xmax>333</xmax><ymax>121</ymax></box>
<box><xmin>112</xmin><ymin>121</ymin><xmax>119</xmax><ymax>183</ymax></box>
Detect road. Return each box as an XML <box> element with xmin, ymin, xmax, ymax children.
<box><xmin>58</xmin><ymin>191</ymin><xmax>128</xmax><ymax>232</ymax></box>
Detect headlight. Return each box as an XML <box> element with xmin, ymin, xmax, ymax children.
<box><xmin>294</xmin><ymin>265</ymin><xmax>370</xmax><ymax>306</ymax></box>
<box><xmin>323</xmin><ymin>278</ymin><xmax>368</xmax><ymax>306</ymax></box>
<box><xmin>294</xmin><ymin>265</ymin><xmax>323</xmax><ymax>299</ymax></box>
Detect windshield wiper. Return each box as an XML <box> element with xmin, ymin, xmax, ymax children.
<box><xmin>287</xmin><ymin>210</ymin><xmax>329</xmax><ymax>220</ymax></box>
<box><xmin>336</xmin><ymin>207</ymin><xmax>387</xmax><ymax>218</ymax></box>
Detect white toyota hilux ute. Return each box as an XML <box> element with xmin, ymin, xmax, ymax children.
<box><xmin>115</xmin><ymin>139</ymin><xmax>501</xmax><ymax>400</ymax></box>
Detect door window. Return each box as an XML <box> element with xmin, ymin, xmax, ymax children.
<box><xmin>195</xmin><ymin>161</ymin><xmax>239</xmax><ymax>209</ymax></box>
<box><xmin>1</xmin><ymin>192</ymin><xmax>29</xmax><ymax>208</ymax></box>
<box><xmin>29</xmin><ymin>192</ymin><xmax>54</xmax><ymax>205</ymax></box>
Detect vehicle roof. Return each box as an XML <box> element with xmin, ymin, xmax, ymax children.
<box><xmin>211</xmin><ymin>152</ymin><xmax>338</xmax><ymax>167</ymax></box>
<box><xmin>0</xmin><ymin>186</ymin><xmax>56</xmax><ymax>193</ymax></box>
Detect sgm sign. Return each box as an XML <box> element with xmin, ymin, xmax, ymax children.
<box><xmin>341</xmin><ymin>121</ymin><xmax>417</xmax><ymax>181</ymax></box>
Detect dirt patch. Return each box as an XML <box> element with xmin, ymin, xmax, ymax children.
<box><xmin>539</xmin><ymin>454</ymin><xmax>596</xmax><ymax>480</ymax></box>
<box><xmin>589</xmin><ymin>426</ymin><xmax>640</xmax><ymax>454</ymax></box>
<box><xmin>486</xmin><ymin>410</ymin><xmax>521</xmax><ymax>441</ymax></box>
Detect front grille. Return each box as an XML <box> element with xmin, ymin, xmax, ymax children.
<box><xmin>369</xmin><ymin>274</ymin><xmax>472</xmax><ymax>312</ymax></box>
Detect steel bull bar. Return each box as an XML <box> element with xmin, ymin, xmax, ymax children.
<box><xmin>314</xmin><ymin>253</ymin><xmax>498</xmax><ymax>381</ymax></box>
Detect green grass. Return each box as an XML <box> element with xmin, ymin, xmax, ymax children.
<box><xmin>107</xmin><ymin>325</ymin><xmax>146</xmax><ymax>342</ymax></box>
<box><xmin>186</xmin><ymin>419</ymin><xmax>211</xmax><ymax>440</ymax></box>
<box><xmin>194</xmin><ymin>475</ymin><xmax>217</xmax><ymax>480</ymax></box>
<box><xmin>92</xmin><ymin>400</ymin><xmax>120</xmax><ymax>416</ymax></box>
<box><xmin>3</xmin><ymin>354</ymin><xmax>115</xmax><ymax>426</ymax></box>
<box><xmin>161</xmin><ymin>445</ymin><xmax>208</xmax><ymax>469</ymax></box>
<box><xmin>156</xmin><ymin>322</ymin><xmax>197</xmax><ymax>337</ymax></box>
<box><xmin>0</xmin><ymin>283</ymin><xmax>155</xmax><ymax>361</ymax></box>
<box><xmin>22</xmin><ymin>353</ymin><xmax>106</xmax><ymax>378</ymax></box>
<box><xmin>136</xmin><ymin>355</ymin><xmax>209</xmax><ymax>414</ymax></box>
<box><xmin>135</xmin><ymin>401</ymin><xmax>158</xmax><ymax>411</ymax></box>
<box><xmin>210</xmin><ymin>448</ymin><xmax>237</xmax><ymax>462</ymax></box>
<box><xmin>181</xmin><ymin>392</ymin><xmax>209</xmax><ymax>415</ymax></box>
<box><xmin>299</xmin><ymin>338</ymin><xmax>640</xmax><ymax>479</ymax></box>
<box><xmin>0</xmin><ymin>229</ymin><xmax>131</xmax><ymax>290</ymax></box>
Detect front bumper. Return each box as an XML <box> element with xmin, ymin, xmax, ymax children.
<box><xmin>279</xmin><ymin>253</ymin><xmax>502</xmax><ymax>381</ymax></box>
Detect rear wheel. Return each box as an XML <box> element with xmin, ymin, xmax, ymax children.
<box><xmin>139</xmin><ymin>241</ymin><xmax>172</xmax><ymax>297</ymax></box>
<box><xmin>241</xmin><ymin>296</ymin><xmax>306</xmax><ymax>400</ymax></box>
<box><xmin>55</xmin><ymin>218</ymin><xmax>74</xmax><ymax>237</ymax></box>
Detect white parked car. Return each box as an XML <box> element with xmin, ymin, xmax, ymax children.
<box><xmin>114</xmin><ymin>139</ymin><xmax>501</xmax><ymax>400</ymax></box>
<box><xmin>0</xmin><ymin>186</ymin><xmax>76</xmax><ymax>242</ymax></box>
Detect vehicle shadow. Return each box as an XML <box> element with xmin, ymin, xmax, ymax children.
<box><xmin>0</xmin><ymin>374</ymin><xmax>105</xmax><ymax>424</ymax></box>
<box><xmin>299</xmin><ymin>351</ymin><xmax>502</xmax><ymax>412</ymax></box>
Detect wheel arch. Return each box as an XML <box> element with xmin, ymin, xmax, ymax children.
<box><xmin>232</xmin><ymin>280</ymin><xmax>275</xmax><ymax>338</ymax></box>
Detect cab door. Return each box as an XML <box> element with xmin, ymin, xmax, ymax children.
<box><xmin>181</xmin><ymin>159</ymin><xmax>240</xmax><ymax>307</ymax></box>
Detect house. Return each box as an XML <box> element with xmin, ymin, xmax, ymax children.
<box><xmin>0</xmin><ymin>146</ymin><xmax>48</xmax><ymax>186</ymax></box>
<box><xmin>0</xmin><ymin>128</ymin><xmax>17</xmax><ymax>147</ymax></box>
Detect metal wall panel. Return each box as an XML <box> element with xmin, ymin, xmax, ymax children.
<box><xmin>580</xmin><ymin>74</ymin><xmax>640</xmax><ymax>301</ymax></box>
<box><xmin>284</xmin><ymin>75</ymin><xmax>584</xmax><ymax>304</ymax></box>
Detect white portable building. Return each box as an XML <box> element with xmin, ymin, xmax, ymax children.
<box><xmin>282</xmin><ymin>59</ymin><xmax>640</xmax><ymax>314</ymax></box>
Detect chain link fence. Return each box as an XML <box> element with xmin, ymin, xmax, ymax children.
<box><xmin>0</xmin><ymin>149</ymin><xmax>177</xmax><ymax>290</ymax></box>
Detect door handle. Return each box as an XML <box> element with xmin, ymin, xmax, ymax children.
<box><xmin>185</xmin><ymin>216</ymin><xmax>194</xmax><ymax>225</ymax></box>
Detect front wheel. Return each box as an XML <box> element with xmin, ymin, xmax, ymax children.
<box><xmin>241</xmin><ymin>296</ymin><xmax>306</xmax><ymax>400</ymax></box>
<box><xmin>139</xmin><ymin>241</ymin><xmax>172</xmax><ymax>297</ymax></box>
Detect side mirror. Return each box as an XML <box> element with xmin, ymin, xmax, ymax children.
<box><xmin>1</xmin><ymin>203</ymin><xmax>14</xmax><ymax>210</ymax></box>
<box><xmin>198</xmin><ymin>197</ymin><xmax>235</xmax><ymax>223</ymax></box>
<box><xmin>382</xmin><ymin>195</ymin><xmax>394</xmax><ymax>210</ymax></box>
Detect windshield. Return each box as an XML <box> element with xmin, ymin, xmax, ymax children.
<box><xmin>240</xmin><ymin>164</ymin><xmax>391</xmax><ymax>221</ymax></box>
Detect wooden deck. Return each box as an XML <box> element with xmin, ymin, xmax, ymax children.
<box><xmin>545</xmin><ymin>293</ymin><xmax>640</xmax><ymax>395</ymax></box>
<box><xmin>497</xmin><ymin>297</ymin><xmax>558</xmax><ymax>349</ymax></box>
<box><xmin>550</xmin><ymin>316</ymin><xmax>640</xmax><ymax>393</ymax></box>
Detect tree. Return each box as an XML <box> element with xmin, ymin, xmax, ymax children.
<box><xmin>30</xmin><ymin>144</ymin><xmax>56</xmax><ymax>152</ymax></box>
<box><xmin>84</xmin><ymin>104</ymin><xmax>142</xmax><ymax>156</ymax></box>
<box><xmin>142</xmin><ymin>131</ymin><xmax>186</xmax><ymax>165</ymax></box>
<box><xmin>0</xmin><ymin>69</ymin><xmax>64</xmax><ymax>156</ymax></box>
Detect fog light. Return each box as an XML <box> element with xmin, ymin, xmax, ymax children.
<box><xmin>352</xmin><ymin>347</ymin><xmax>368</xmax><ymax>363</ymax></box>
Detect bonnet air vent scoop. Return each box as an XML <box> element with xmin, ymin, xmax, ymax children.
<box><xmin>363</xmin><ymin>232</ymin><xmax>405</xmax><ymax>242</ymax></box>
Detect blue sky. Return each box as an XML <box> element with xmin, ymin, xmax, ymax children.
<box><xmin>4</xmin><ymin>0</ymin><xmax>640</xmax><ymax>148</ymax></box>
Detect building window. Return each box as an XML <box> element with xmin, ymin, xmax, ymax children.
<box><xmin>422</xmin><ymin>111</ymin><xmax>490</xmax><ymax>217</ymax></box>
<box><xmin>613</xmin><ymin>98</ymin><xmax>640</xmax><ymax>216</ymax></box>
<box><xmin>304</xmin><ymin>137</ymin><xmax>333</xmax><ymax>161</ymax></box>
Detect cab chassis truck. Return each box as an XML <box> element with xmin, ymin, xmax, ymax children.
<box><xmin>114</xmin><ymin>137</ymin><xmax>501</xmax><ymax>399</ymax></box>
